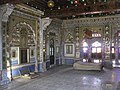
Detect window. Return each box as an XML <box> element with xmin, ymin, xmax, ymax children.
<box><xmin>92</xmin><ymin>48</ymin><xmax>96</xmax><ymax>53</ymax></box>
<box><xmin>92</xmin><ymin>33</ymin><xmax>101</xmax><ymax>38</ymax></box>
<box><xmin>12</xmin><ymin>50</ymin><xmax>16</xmax><ymax>57</ymax></box>
<box><xmin>83</xmin><ymin>48</ymin><xmax>88</xmax><ymax>53</ymax></box>
<box><xmin>112</xmin><ymin>48</ymin><xmax>115</xmax><ymax>53</ymax></box>
<box><xmin>64</xmin><ymin>44</ymin><xmax>74</xmax><ymax>57</ymax></box>
<box><xmin>97</xmin><ymin>48</ymin><xmax>101</xmax><ymax>53</ymax></box>
<box><xmin>66</xmin><ymin>45</ymin><xmax>73</xmax><ymax>54</ymax></box>
<box><xmin>56</xmin><ymin>46</ymin><xmax>59</xmax><ymax>53</ymax></box>
<box><xmin>31</xmin><ymin>49</ymin><xmax>34</xmax><ymax>56</ymax></box>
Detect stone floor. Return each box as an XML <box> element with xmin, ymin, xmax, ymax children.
<box><xmin>0</xmin><ymin>65</ymin><xmax>120</xmax><ymax>90</ymax></box>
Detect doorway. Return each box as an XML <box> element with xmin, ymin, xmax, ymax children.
<box><xmin>20</xmin><ymin>48</ymin><xmax>28</xmax><ymax>64</ymax></box>
<box><xmin>50</xmin><ymin>39</ymin><xmax>54</xmax><ymax>65</ymax></box>
<box><xmin>81</xmin><ymin>41</ymin><xmax>102</xmax><ymax>63</ymax></box>
<box><xmin>80</xmin><ymin>42</ymin><xmax>88</xmax><ymax>62</ymax></box>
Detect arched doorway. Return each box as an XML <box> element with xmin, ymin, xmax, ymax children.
<box><xmin>49</xmin><ymin>32</ymin><xmax>55</xmax><ymax>66</ymax></box>
<box><xmin>20</xmin><ymin>28</ymin><xmax>28</xmax><ymax>64</ymax></box>
<box><xmin>50</xmin><ymin>39</ymin><xmax>54</xmax><ymax>65</ymax></box>
<box><xmin>91</xmin><ymin>41</ymin><xmax>102</xmax><ymax>63</ymax></box>
<box><xmin>81</xmin><ymin>41</ymin><xmax>102</xmax><ymax>63</ymax></box>
<box><xmin>80</xmin><ymin>42</ymin><xmax>89</xmax><ymax>62</ymax></box>
<box><xmin>7</xmin><ymin>22</ymin><xmax>36</xmax><ymax>79</ymax></box>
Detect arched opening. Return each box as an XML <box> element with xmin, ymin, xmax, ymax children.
<box><xmin>49</xmin><ymin>32</ymin><xmax>55</xmax><ymax>66</ymax></box>
<box><xmin>50</xmin><ymin>39</ymin><xmax>54</xmax><ymax>65</ymax></box>
<box><xmin>91</xmin><ymin>41</ymin><xmax>102</xmax><ymax>63</ymax></box>
<box><xmin>80</xmin><ymin>41</ymin><xmax>89</xmax><ymax>62</ymax></box>
<box><xmin>20</xmin><ymin>28</ymin><xmax>28</xmax><ymax>64</ymax></box>
<box><xmin>7</xmin><ymin>22</ymin><xmax>36</xmax><ymax>79</ymax></box>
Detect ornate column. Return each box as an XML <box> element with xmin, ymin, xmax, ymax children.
<box><xmin>104</xmin><ymin>25</ymin><xmax>113</xmax><ymax>69</ymax></box>
<box><xmin>0</xmin><ymin>8</ymin><xmax>2</xmax><ymax>74</ymax></box>
<box><xmin>38</xmin><ymin>17</ymin><xmax>52</xmax><ymax>72</ymax></box>
<box><xmin>0</xmin><ymin>4</ymin><xmax>14</xmax><ymax>85</ymax></box>
<box><xmin>115</xmin><ymin>25</ymin><xmax>120</xmax><ymax>65</ymax></box>
<box><xmin>75</xmin><ymin>27</ymin><xmax>80</xmax><ymax>60</ymax></box>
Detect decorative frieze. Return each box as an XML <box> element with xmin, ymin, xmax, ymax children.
<box><xmin>15</xmin><ymin>4</ymin><xmax>44</xmax><ymax>17</ymax></box>
<box><xmin>62</xmin><ymin>15</ymin><xmax>120</xmax><ymax>28</ymax></box>
<box><xmin>12</xmin><ymin>10</ymin><xmax>38</xmax><ymax>21</ymax></box>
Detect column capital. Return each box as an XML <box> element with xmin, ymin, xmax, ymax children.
<box><xmin>39</xmin><ymin>17</ymin><xmax>52</xmax><ymax>31</ymax></box>
<box><xmin>0</xmin><ymin>3</ymin><xmax>14</xmax><ymax>22</ymax></box>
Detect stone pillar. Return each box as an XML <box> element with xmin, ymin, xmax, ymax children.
<box><xmin>104</xmin><ymin>25</ymin><xmax>113</xmax><ymax>69</ymax></box>
<box><xmin>115</xmin><ymin>41</ymin><xmax>119</xmax><ymax>64</ymax></box>
<box><xmin>38</xmin><ymin>17</ymin><xmax>52</xmax><ymax>72</ymax></box>
<box><xmin>35</xmin><ymin>42</ymin><xmax>38</xmax><ymax>73</ymax></box>
<box><xmin>0</xmin><ymin>8</ymin><xmax>2</xmax><ymax>74</ymax></box>
<box><xmin>115</xmin><ymin>26</ymin><xmax>120</xmax><ymax>65</ymax></box>
<box><xmin>0</xmin><ymin>4</ymin><xmax>14</xmax><ymax>85</ymax></box>
<box><xmin>75</xmin><ymin>27</ymin><xmax>80</xmax><ymax>61</ymax></box>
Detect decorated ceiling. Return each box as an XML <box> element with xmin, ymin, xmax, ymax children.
<box><xmin>0</xmin><ymin>0</ymin><xmax>120</xmax><ymax>19</ymax></box>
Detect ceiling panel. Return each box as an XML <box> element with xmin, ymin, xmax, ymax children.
<box><xmin>0</xmin><ymin>0</ymin><xmax>120</xmax><ymax>19</ymax></box>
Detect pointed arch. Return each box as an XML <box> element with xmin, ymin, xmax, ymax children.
<box><xmin>11</xmin><ymin>22</ymin><xmax>36</xmax><ymax>46</ymax></box>
<box><xmin>65</xmin><ymin>33</ymin><xmax>74</xmax><ymax>43</ymax></box>
<box><xmin>92</xmin><ymin>41</ymin><xmax>101</xmax><ymax>47</ymax></box>
<box><xmin>83</xmin><ymin>42</ymin><xmax>88</xmax><ymax>47</ymax></box>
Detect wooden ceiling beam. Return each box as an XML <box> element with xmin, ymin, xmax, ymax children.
<box><xmin>45</xmin><ymin>1</ymin><xmax>119</xmax><ymax>19</ymax></box>
<box><xmin>0</xmin><ymin>0</ymin><xmax>37</xmax><ymax>5</ymax></box>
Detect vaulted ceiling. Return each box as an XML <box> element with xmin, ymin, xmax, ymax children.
<box><xmin>0</xmin><ymin>0</ymin><xmax>120</xmax><ymax>19</ymax></box>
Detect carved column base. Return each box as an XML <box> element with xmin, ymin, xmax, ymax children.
<box><xmin>0</xmin><ymin>70</ymin><xmax>10</xmax><ymax>85</ymax></box>
<box><xmin>39</xmin><ymin>62</ymin><xmax>47</xmax><ymax>72</ymax></box>
<box><xmin>104</xmin><ymin>60</ymin><xmax>113</xmax><ymax>69</ymax></box>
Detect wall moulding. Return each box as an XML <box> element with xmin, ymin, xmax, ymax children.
<box><xmin>62</xmin><ymin>15</ymin><xmax>120</xmax><ymax>28</ymax></box>
<box><xmin>15</xmin><ymin>4</ymin><xmax>44</xmax><ymax>17</ymax></box>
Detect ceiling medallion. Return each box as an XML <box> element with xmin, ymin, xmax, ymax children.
<box><xmin>48</xmin><ymin>0</ymin><xmax>55</xmax><ymax>8</ymax></box>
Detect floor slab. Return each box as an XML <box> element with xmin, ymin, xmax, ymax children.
<box><xmin>1</xmin><ymin>65</ymin><xmax>120</xmax><ymax>90</ymax></box>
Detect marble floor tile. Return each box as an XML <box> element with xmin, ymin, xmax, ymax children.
<box><xmin>0</xmin><ymin>65</ymin><xmax>120</xmax><ymax>90</ymax></box>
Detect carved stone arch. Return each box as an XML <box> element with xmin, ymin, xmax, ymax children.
<box><xmin>48</xmin><ymin>28</ymin><xmax>61</xmax><ymax>44</ymax></box>
<box><xmin>47</xmin><ymin>27</ymin><xmax>58</xmax><ymax>37</ymax></box>
<box><xmin>11</xmin><ymin>22</ymin><xmax>36</xmax><ymax>46</ymax></box>
<box><xmin>47</xmin><ymin>26</ymin><xmax>58</xmax><ymax>35</ymax></box>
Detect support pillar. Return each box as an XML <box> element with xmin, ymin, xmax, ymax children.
<box><xmin>38</xmin><ymin>18</ymin><xmax>44</xmax><ymax>72</ymax></box>
<box><xmin>38</xmin><ymin>18</ymin><xmax>52</xmax><ymax>72</ymax></box>
<box><xmin>75</xmin><ymin>27</ymin><xmax>80</xmax><ymax>61</ymax></box>
<box><xmin>0</xmin><ymin>4</ymin><xmax>14</xmax><ymax>85</ymax></box>
<box><xmin>104</xmin><ymin>25</ymin><xmax>113</xmax><ymax>69</ymax></box>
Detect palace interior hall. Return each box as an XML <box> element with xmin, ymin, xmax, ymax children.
<box><xmin>0</xmin><ymin>0</ymin><xmax>120</xmax><ymax>90</ymax></box>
